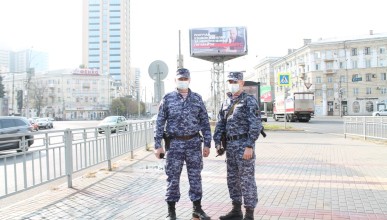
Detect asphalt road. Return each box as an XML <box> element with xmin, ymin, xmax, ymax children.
<box><xmin>266</xmin><ymin>116</ymin><xmax>345</xmax><ymax>135</ymax></box>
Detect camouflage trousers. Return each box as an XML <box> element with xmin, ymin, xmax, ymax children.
<box><xmin>225</xmin><ymin>138</ymin><xmax>258</xmax><ymax>208</ymax></box>
<box><xmin>165</xmin><ymin>136</ymin><xmax>203</xmax><ymax>202</ymax></box>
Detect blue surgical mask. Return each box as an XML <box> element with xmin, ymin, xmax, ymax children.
<box><xmin>176</xmin><ymin>80</ymin><xmax>189</xmax><ymax>90</ymax></box>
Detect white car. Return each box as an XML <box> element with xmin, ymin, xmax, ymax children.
<box><xmin>98</xmin><ymin>116</ymin><xmax>128</xmax><ymax>133</ymax></box>
<box><xmin>260</xmin><ymin>111</ymin><xmax>268</xmax><ymax>122</ymax></box>
<box><xmin>372</xmin><ymin>109</ymin><xmax>387</xmax><ymax>116</ymax></box>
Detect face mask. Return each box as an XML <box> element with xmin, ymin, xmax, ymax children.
<box><xmin>176</xmin><ymin>80</ymin><xmax>189</xmax><ymax>90</ymax></box>
<box><xmin>228</xmin><ymin>83</ymin><xmax>240</xmax><ymax>94</ymax></box>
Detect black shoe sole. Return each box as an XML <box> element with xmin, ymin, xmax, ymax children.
<box><xmin>219</xmin><ymin>217</ymin><xmax>243</xmax><ymax>220</ymax></box>
<box><xmin>192</xmin><ymin>213</ymin><xmax>211</xmax><ymax>220</ymax></box>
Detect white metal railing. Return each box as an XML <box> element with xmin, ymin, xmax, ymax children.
<box><xmin>344</xmin><ymin>116</ymin><xmax>387</xmax><ymax>140</ymax></box>
<box><xmin>0</xmin><ymin>121</ymin><xmax>155</xmax><ymax>199</ymax></box>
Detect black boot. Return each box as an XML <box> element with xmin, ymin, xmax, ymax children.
<box><xmin>219</xmin><ymin>201</ymin><xmax>243</xmax><ymax>220</ymax></box>
<box><xmin>166</xmin><ymin>201</ymin><xmax>176</xmax><ymax>220</ymax></box>
<box><xmin>192</xmin><ymin>200</ymin><xmax>211</xmax><ymax>220</ymax></box>
<box><xmin>243</xmin><ymin>208</ymin><xmax>254</xmax><ymax>220</ymax></box>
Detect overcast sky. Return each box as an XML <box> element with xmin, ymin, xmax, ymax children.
<box><xmin>1</xmin><ymin>0</ymin><xmax>386</xmax><ymax>101</ymax></box>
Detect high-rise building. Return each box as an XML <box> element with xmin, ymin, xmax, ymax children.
<box><xmin>82</xmin><ymin>0</ymin><xmax>131</xmax><ymax>95</ymax></box>
<box><xmin>10</xmin><ymin>49</ymin><xmax>49</xmax><ymax>73</ymax></box>
<box><xmin>0</xmin><ymin>49</ymin><xmax>48</xmax><ymax>74</ymax></box>
<box><xmin>0</xmin><ymin>50</ymin><xmax>10</xmax><ymax>73</ymax></box>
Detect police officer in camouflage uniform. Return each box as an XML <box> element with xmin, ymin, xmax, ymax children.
<box><xmin>213</xmin><ymin>72</ymin><xmax>262</xmax><ymax>220</ymax></box>
<box><xmin>154</xmin><ymin>68</ymin><xmax>212</xmax><ymax>220</ymax></box>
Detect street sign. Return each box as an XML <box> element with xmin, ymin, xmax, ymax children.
<box><xmin>352</xmin><ymin>77</ymin><xmax>362</xmax><ymax>82</ymax></box>
<box><xmin>277</xmin><ymin>72</ymin><xmax>292</xmax><ymax>87</ymax></box>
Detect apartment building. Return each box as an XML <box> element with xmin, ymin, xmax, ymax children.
<box><xmin>82</xmin><ymin>0</ymin><xmax>132</xmax><ymax>96</ymax></box>
<box><xmin>2</xmin><ymin>68</ymin><xmax>118</xmax><ymax>120</ymax></box>
<box><xmin>246</xmin><ymin>57</ymin><xmax>280</xmax><ymax>112</ymax></box>
<box><xmin>252</xmin><ymin>32</ymin><xmax>387</xmax><ymax>116</ymax></box>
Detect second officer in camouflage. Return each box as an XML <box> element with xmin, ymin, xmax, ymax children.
<box><xmin>154</xmin><ymin>68</ymin><xmax>212</xmax><ymax>220</ymax></box>
<box><xmin>214</xmin><ymin>71</ymin><xmax>262</xmax><ymax>220</ymax></box>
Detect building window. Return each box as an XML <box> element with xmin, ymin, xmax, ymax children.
<box><xmin>351</xmin><ymin>48</ymin><xmax>357</xmax><ymax>56</ymax></box>
<box><xmin>366</xmin><ymin>101</ymin><xmax>374</xmax><ymax>112</ymax></box>
<box><xmin>339</xmin><ymin>61</ymin><xmax>345</xmax><ymax>69</ymax></box>
<box><xmin>316</xmin><ymin>76</ymin><xmax>322</xmax><ymax>84</ymax></box>
<box><xmin>365</xmin><ymin>59</ymin><xmax>371</xmax><ymax>68</ymax></box>
<box><xmin>353</xmin><ymin>88</ymin><xmax>359</xmax><ymax>95</ymax></box>
<box><xmin>366</xmin><ymin>87</ymin><xmax>372</xmax><ymax>94</ymax></box>
<box><xmin>352</xmin><ymin>60</ymin><xmax>358</xmax><ymax>68</ymax></box>
<box><xmin>366</xmin><ymin>73</ymin><xmax>372</xmax><ymax>81</ymax></box>
<box><xmin>352</xmin><ymin>101</ymin><xmax>360</xmax><ymax>113</ymax></box>
<box><xmin>364</xmin><ymin>47</ymin><xmax>371</xmax><ymax>55</ymax></box>
<box><xmin>381</xmin><ymin>73</ymin><xmax>386</xmax><ymax>80</ymax></box>
<box><xmin>327</xmin><ymin>77</ymin><xmax>333</xmax><ymax>83</ymax></box>
<box><xmin>326</xmin><ymin>62</ymin><xmax>333</xmax><ymax>69</ymax></box>
<box><xmin>381</xmin><ymin>88</ymin><xmax>387</xmax><ymax>94</ymax></box>
<box><xmin>379</xmin><ymin>59</ymin><xmax>386</xmax><ymax>67</ymax></box>
<box><xmin>340</xmin><ymin>75</ymin><xmax>346</xmax><ymax>83</ymax></box>
<box><xmin>327</xmin><ymin>89</ymin><xmax>334</xmax><ymax>97</ymax></box>
<box><xmin>315</xmin><ymin>64</ymin><xmax>320</xmax><ymax>70</ymax></box>
<box><xmin>314</xmin><ymin>52</ymin><xmax>320</xmax><ymax>59</ymax></box>
<box><xmin>315</xmin><ymin>89</ymin><xmax>322</xmax><ymax>97</ymax></box>
<box><xmin>380</xmin><ymin>47</ymin><xmax>386</xmax><ymax>54</ymax></box>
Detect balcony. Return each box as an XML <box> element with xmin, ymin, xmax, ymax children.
<box><xmin>324</xmin><ymin>69</ymin><xmax>337</xmax><ymax>74</ymax></box>
<box><xmin>324</xmin><ymin>58</ymin><xmax>335</xmax><ymax>62</ymax></box>
<box><xmin>298</xmin><ymin>61</ymin><xmax>305</xmax><ymax>66</ymax></box>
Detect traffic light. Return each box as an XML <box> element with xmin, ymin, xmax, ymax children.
<box><xmin>17</xmin><ymin>90</ymin><xmax>23</xmax><ymax>110</ymax></box>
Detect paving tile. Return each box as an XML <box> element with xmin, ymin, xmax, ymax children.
<box><xmin>0</xmin><ymin>131</ymin><xmax>387</xmax><ymax>220</ymax></box>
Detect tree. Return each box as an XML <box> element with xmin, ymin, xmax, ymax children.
<box><xmin>0</xmin><ymin>76</ymin><xmax>5</xmax><ymax>98</ymax></box>
<box><xmin>110</xmin><ymin>96</ymin><xmax>146</xmax><ymax>116</ymax></box>
<box><xmin>17</xmin><ymin>90</ymin><xmax>23</xmax><ymax>111</ymax></box>
<box><xmin>30</xmin><ymin>82</ymin><xmax>48</xmax><ymax>117</ymax></box>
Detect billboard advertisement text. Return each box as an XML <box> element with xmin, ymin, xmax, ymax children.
<box><xmin>190</xmin><ymin>26</ymin><xmax>247</xmax><ymax>57</ymax></box>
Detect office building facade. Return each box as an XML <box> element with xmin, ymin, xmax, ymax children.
<box><xmin>82</xmin><ymin>0</ymin><xmax>131</xmax><ymax>96</ymax></box>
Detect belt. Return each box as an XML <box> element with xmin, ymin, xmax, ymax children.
<box><xmin>172</xmin><ymin>133</ymin><xmax>199</xmax><ymax>141</ymax></box>
<box><xmin>226</xmin><ymin>133</ymin><xmax>248</xmax><ymax>141</ymax></box>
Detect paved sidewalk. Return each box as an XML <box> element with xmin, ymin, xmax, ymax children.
<box><xmin>1</xmin><ymin>131</ymin><xmax>387</xmax><ymax>220</ymax></box>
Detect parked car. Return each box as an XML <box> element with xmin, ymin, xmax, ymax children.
<box><xmin>260</xmin><ymin>111</ymin><xmax>268</xmax><ymax>122</ymax></box>
<box><xmin>36</xmin><ymin>117</ymin><xmax>54</xmax><ymax>129</ymax></box>
<box><xmin>0</xmin><ymin>116</ymin><xmax>34</xmax><ymax>152</ymax></box>
<box><xmin>28</xmin><ymin>118</ymin><xmax>39</xmax><ymax>131</ymax></box>
<box><xmin>98</xmin><ymin>116</ymin><xmax>128</xmax><ymax>133</ymax></box>
<box><xmin>372</xmin><ymin>109</ymin><xmax>387</xmax><ymax>116</ymax></box>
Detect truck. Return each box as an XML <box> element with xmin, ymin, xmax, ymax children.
<box><xmin>273</xmin><ymin>92</ymin><xmax>314</xmax><ymax>122</ymax></box>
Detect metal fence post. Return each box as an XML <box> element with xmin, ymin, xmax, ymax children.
<box><xmin>106</xmin><ymin>126</ymin><xmax>112</xmax><ymax>171</ymax></box>
<box><xmin>363</xmin><ymin>117</ymin><xmax>366</xmax><ymax>140</ymax></box>
<box><xmin>144</xmin><ymin>122</ymin><xmax>149</xmax><ymax>150</ymax></box>
<box><xmin>64</xmin><ymin>128</ymin><xmax>73</xmax><ymax>188</ymax></box>
<box><xmin>129</xmin><ymin>123</ymin><xmax>134</xmax><ymax>159</ymax></box>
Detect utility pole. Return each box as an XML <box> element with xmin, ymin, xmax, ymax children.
<box><xmin>25</xmin><ymin>68</ymin><xmax>33</xmax><ymax>118</ymax></box>
<box><xmin>11</xmin><ymin>73</ymin><xmax>15</xmax><ymax>115</ymax></box>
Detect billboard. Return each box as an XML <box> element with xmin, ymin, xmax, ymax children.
<box><xmin>243</xmin><ymin>83</ymin><xmax>272</xmax><ymax>103</ymax></box>
<box><xmin>189</xmin><ymin>26</ymin><xmax>247</xmax><ymax>58</ymax></box>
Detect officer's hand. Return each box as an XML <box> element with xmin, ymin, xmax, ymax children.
<box><xmin>203</xmin><ymin>147</ymin><xmax>210</xmax><ymax>157</ymax></box>
<box><xmin>243</xmin><ymin>147</ymin><xmax>253</xmax><ymax>160</ymax></box>
<box><xmin>155</xmin><ymin>148</ymin><xmax>165</xmax><ymax>159</ymax></box>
